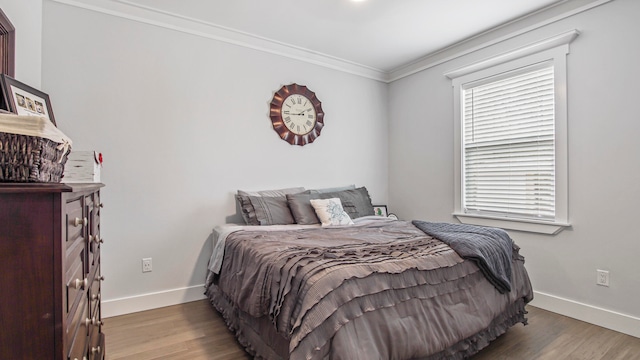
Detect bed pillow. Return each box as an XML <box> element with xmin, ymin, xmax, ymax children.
<box><xmin>248</xmin><ymin>196</ymin><xmax>295</xmax><ymax>225</ymax></box>
<box><xmin>287</xmin><ymin>192</ymin><xmax>322</xmax><ymax>225</ymax></box>
<box><xmin>319</xmin><ymin>187</ymin><xmax>375</xmax><ymax>219</ymax></box>
<box><xmin>287</xmin><ymin>186</ymin><xmax>375</xmax><ymax>223</ymax></box>
<box><xmin>309</xmin><ymin>198</ymin><xmax>354</xmax><ymax>226</ymax></box>
<box><xmin>307</xmin><ymin>184</ymin><xmax>356</xmax><ymax>194</ymax></box>
<box><xmin>236</xmin><ymin>187</ymin><xmax>305</xmax><ymax>225</ymax></box>
<box><xmin>238</xmin><ymin>187</ymin><xmax>305</xmax><ymax>197</ymax></box>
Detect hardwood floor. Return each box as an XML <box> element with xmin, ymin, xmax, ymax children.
<box><xmin>104</xmin><ymin>300</ymin><xmax>640</xmax><ymax>360</ymax></box>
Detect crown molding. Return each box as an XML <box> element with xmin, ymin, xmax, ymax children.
<box><xmin>387</xmin><ymin>0</ymin><xmax>613</xmax><ymax>82</ymax></box>
<box><xmin>49</xmin><ymin>0</ymin><xmax>613</xmax><ymax>84</ymax></box>
<box><xmin>48</xmin><ymin>0</ymin><xmax>388</xmax><ymax>82</ymax></box>
<box><xmin>444</xmin><ymin>29</ymin><xmax>579</xmax><ymax>80</ymax></box>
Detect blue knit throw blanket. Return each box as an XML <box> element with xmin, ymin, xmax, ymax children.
<box><xmin>412</xmin><ymin>220</ymin><xmax>514</xmax><ymax>293</ymax></box>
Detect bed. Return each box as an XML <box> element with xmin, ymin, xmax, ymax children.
<box><xmin>205</xmin><ymin>187</ymin><xmax>533</xmax><ymax>359</ymax></box>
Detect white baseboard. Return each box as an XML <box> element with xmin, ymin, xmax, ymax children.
<box><xmin>102</xmin><ymin>284</ymin><xmax>207</xmax><ymax>318</ymax></box>
<box><xmin>530</xmin><ymin>291</ymin><xmax>640</xmax><ymax>339</ymax></box>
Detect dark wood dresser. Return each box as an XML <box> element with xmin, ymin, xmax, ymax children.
<box><xmin>0</xmin><ymin>183</ymin><xmax>105</xmax><ymax>360</ymax></box>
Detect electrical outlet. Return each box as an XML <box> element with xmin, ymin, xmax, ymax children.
<box><xmin>142</xmin><ymin>258</ymin><xmax>152</xmax><ymax>273</ymax></box>
<box><xmin>596</xmin><ymin>269</ymin><xmax>609</xmax><ymax>287</ymax></box>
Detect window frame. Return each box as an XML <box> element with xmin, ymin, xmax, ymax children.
<box><xmin>446</xmin><ymin>30</ymin><xmax>578</xmax><ymax>234</ymax></box>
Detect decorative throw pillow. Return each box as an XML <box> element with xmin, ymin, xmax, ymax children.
<box><xmin>309</xmin><ymin>198</ymin><xmax>354</xmax><ymax>226</ymax></box>
<box><xmin>236</xmin><ymin>187</ymin><xmax>305</xmax><ymax>225</ymax></box>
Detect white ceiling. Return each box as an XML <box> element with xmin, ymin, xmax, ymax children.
<box><xmin>121</xmin><ymin>0</ymin><xmax>564</xmax><ymax>72</ymax></box>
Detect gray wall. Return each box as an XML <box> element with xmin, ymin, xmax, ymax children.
<box><xmin>0</xmin><ymin>0</ymin><xmax>42</xmax><ymax>87</ymax></box>
<box><xmin>389</xmin><ymin>0</ymin><xmax>640</xmax><ymax>334</ymax></box>
<box><xmin>41</xmin><ymin>1</ymin><xmax>388</xmax><ymax>315</ymax></box>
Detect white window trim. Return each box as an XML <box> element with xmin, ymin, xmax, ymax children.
<box><xmin>446</xmin><ymin>30</ymin><xmax>578</xmax><ymax>235</ymax></box>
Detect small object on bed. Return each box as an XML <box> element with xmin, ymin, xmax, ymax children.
<box><xmin>373</xmin><ymin>204</ymin><xmax>388</xmax><ymax>217</ymax></box>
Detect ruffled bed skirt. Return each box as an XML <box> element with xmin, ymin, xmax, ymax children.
<box><xmin>206</xmin><ymin>282</ymin><xmax>529</xmax><ymax>360</ymax></box>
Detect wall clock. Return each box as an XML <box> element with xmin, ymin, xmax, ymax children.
<box><xmin>269</xmin><ymin>83</ymin><xmax>324</xmax><ymax>146</ymax></box>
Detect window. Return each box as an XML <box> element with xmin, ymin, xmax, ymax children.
<box><xmin>463</xmin><ymin>63</ymin><xmax>555</xmax><ymax>220</ymax></box>
<box><xmin>446</xmin><ymin>30</ymin><xmax>577</xmax><ymax>234</ymax></box>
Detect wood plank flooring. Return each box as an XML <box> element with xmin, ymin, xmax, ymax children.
<box><xmin>103</xmin><ymin>300</ymin><xmax>640</xmax><ymax>360</ymax></box>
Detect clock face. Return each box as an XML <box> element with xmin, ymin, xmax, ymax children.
<box><xmin>270</xmin><ymin>84</ymin><xmax>324</xmax><ymax>146</ymax></box>
<box><xmin>282</xmin><ymin>94</ymin><xmax>317</xmax><ymax>135</ymax></box>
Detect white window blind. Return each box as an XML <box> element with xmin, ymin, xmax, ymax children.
<box><xmin>462</xmin><ymin>64</ymin><xmax>555</xmax><ymax>220</ymax></box>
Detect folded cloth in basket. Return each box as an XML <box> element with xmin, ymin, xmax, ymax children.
<box><xmin>0</xmin><ymin>114</ymin><xmax>73</xmax><ymax>154</ymax></box>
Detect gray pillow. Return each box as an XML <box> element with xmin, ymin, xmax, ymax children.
<box><xmin>320</xmin><ymin>187</ymin><xmax>374</xmax><ymax>219</ymax></box>
<box><xmin>238</xmin><ymin>187</ymin><xmax>305</xmax><ymax>197</ymax></box>
<box><xmin>287</xmin><ymin>187</ymin><xmax>374</xmax><ymax>223</ymax></box>
<box><xmin>249</xmin><ymin>196</ymin><xmax>295</xmax><ymax>225</ymax></box>
<box><xmin>287</xmin><ymin>192</ymin><xmax>322</xmax><ymax>225</ymax></box>
<box><xmin>307</xmin><ymin>184</ymin><xmax>356</xmax><ymax>194</ymax></box>
<box><xmin>236</xmin><ymin>187</ymin><xmax>305</xmax><ymax>225</ymax></box>
<box><xmin>236</xmin><ymin>194</ymin><xmax>260</xmax><ymax>225</ymax></box>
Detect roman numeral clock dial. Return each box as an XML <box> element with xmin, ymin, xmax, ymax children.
<box><xmin>269</xmin><ymin>83</ymin><xmax>324</xmax><ymax>146</ymax></box>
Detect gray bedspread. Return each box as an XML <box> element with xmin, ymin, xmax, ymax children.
<box><xmin>206</xmin><ymin>219</ymin><xmax>533</xmax><ymax>359</ymax></box>
<box><xmin>412</xmin><ymin>220</ymin><xmax>515</xmax><ymax>294</ymax></box>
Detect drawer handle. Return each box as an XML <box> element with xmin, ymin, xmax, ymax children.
<box><xmin>92</xmin><ymin>235</ymin><xmax>104</xmax><ymax>244</ymax></box>
<box><xmin>73</xmin><ymin>217</ymin><xmax>88</xmax><ymax>227</ymax></box>
<box><xmin>85</xmin><ymin>317</ymin><xmax>103</xmax><ymax>326</ymax></box>
<box><xmin>70</xmin><ymin>278</ymin><xmax>87</xmax><ymax>289</ymax></box>
<box><xmin>91</xmin><ymin>293</ymin><xmax>101</xmax><ymax>301</ymax></box>
<box><xmin>97</xmin><ymin>275</ymin><xmax>105</xmax><ymax>281</ymax></box>
<box><xmin>95</xmin><ymin>203</ymin><xmax>104</xmax><ymax>209</ymax></box>
<box><xmin>91</xmin><ymin>345</ymin><xmax>102</xmax><ymax>355</ymax></box>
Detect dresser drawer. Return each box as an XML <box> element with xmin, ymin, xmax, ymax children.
<box><xmin>88</xmin><ymin>199</ymin><xmax>102</xmax><ymax>271</ymax></box>
<box><xmin>88</xmin><ymin>257</ymin><xmax>102</xmax><ymax>317</ymax></box>
<box><xmin>88</xmin><ymin>251</ymin><xmax>103</xmax><ymax>360</ymax></box>
<box><xmin>88</xmin><ymin>230</ymin><xmax>101</xmax><ymax>270</ymax></box>
<box><xmin>65</xmin><ymin>241</ymin><xmax>86</xmax><ymax>314</ymax></box>
<box><xmin>88</xmin><ymin>297</ymin><xmax>103</xmax><ymax>360</ymax></box>
<box><xmin>67</xmin><ymin>297</ymin><xmax>89</xmax><ymax>360</ymax></box>
<box><xmin>88</xmin><ymin>332</ymin><xmax>105</xmax><ymax>360</ymax></box>
<box><xmin>93</xmin><ymin>191</ymin><xmax>102</xmax><ymax>218</ymax></box>
<box><xmin>66</xmin><ymin>197</ymin><xmax>85</xmax><ymax>248</ymax></box>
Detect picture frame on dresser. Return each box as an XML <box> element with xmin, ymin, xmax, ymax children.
<box><xmin>0</xmin><ymin>74</ymin><xmax>56</xmax><ymax>126</ymax></box>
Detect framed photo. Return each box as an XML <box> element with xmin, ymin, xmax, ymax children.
<box><xmin>0</xmin><ymin>74</ymin><xmax>56</xmax><ymax>126</ymax></box>
<box><xmin>373</xmin><ymin>205</ymin><xmax>388</xmax><ymax>217</ymax></box>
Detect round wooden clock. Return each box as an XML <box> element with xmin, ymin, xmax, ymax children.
<box><xmin>269</xmin><ymin>83</ymin><xmax>324</xmax><ymax>146</ymax></box>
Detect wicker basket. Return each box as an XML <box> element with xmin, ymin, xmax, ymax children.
<box><xmin>0</xmin><ymin>132</ymin><xmax>70</xmax><ymax>182</ymax></box>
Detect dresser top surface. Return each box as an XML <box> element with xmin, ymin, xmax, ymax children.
<box><xmin>0</xmin><ymin>182</ymin><xmax>104</xmax><ymax>193</ymax></box>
